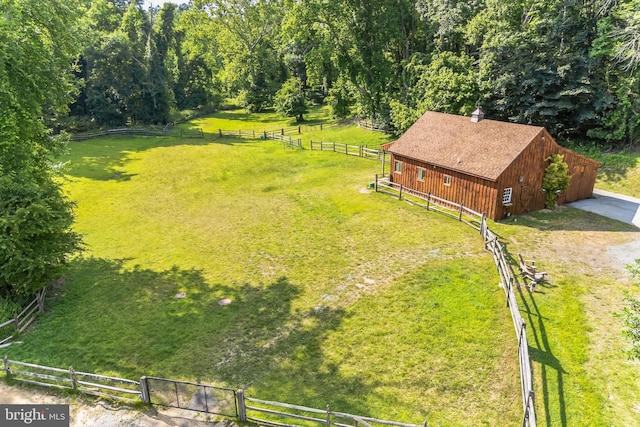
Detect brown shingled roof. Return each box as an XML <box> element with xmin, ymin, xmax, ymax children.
<box><xmin>388</xmin><ymin>111</ymin><xmax>544</xmax><ymax>181</ymax></box>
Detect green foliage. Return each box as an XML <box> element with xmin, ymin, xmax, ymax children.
<box><xmin>390</xmin><ymin>52</ymin><xmax>479</xmax><ymax>133</ymax></box>
<box><xmin>542</xmin><ymin>154</ymin><xmax>571</xmax><ymax>209</ymax></box>
<box><xmin>0</xmin><ymin>0</ymin><xmax>83</xmax><ymax>298</ymax></box>
<box><xmin>621</xmin><ymin>260</ymin><xmax>640</xmax><ymax>360</ymax></box>
<box><xmin>274</xmin><ymin>78</ymin><xmax>308</xmax><ymax>122</ymax></box>
<box><xmin>0</xmin><ymin>175</ymin><xmax>81</xmax><ymax>298</ymax></box>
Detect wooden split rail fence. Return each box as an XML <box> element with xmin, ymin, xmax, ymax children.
<box><xmin>310</xmin><ymin>141</ymin><xmax>382</xmax><ymax>160</ymax></box>
<box><xmin>375</xmin><ymin>175</ymin><xmax>537</xmax><ymax>427</ymax></box>
<box><xmin>2</xmin><ymin>357</ymin><xmax>425</xmax><ymax>427</ymax></box>
<box><xmin>0</xmin><ymin>287</ymin><xmax>47</xmax><ymax>349</ymax></box>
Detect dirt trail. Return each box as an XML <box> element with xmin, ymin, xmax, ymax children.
<box><xmin>0</xmin><ymin>382</ymin><xmax>237</xmax><ymax>427</ymax></box>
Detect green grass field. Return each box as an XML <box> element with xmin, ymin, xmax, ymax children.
<box><xmin>4</xmin><ymin>114</ymin><xmax>519</xmax><ymax>425</ymax></box>
<box><xmin>4</xmin><ymin>109</ymin><xmax>640</xmax><ymax>426</ymax></box>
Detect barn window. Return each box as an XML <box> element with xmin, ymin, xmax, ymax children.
<box><xmin>394</xmin><ymin>160</ymin><xmax>403</xmax><ymax>174</ymax></box>
<box><xmin>502</xmin><ymin>187</ymin><xmax>513</xmax><ymax>205</ymax></box>
<box><xmin>443</xmin><ymin>175</ymin><xmax>451</xmax><ymax>186</ymax></box>
<box><xmin>417</xmin><ymin>168</ymin><xmax>426</xmax><ymax>182</ymax></box>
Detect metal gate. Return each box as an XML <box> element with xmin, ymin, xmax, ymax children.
<box><xmin>143</xmin><ymin>376</ymin><xmax>238</xmax><ymax>418</ymax></box>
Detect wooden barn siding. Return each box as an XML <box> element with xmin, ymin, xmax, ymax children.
<box><xmin>389</xmin><ymin>129</ymin><xmax>599</xmax><ymax>220</ymax></box>
<box><xmin>495</xmin><ymin>131</ymin><xmax>551</xmax><ymax>219</ymax></box>
<box><xmin>390</xmin><ymin>155</ymin><xmax>499</xmax><ymax>219</ymax></box>
<box><xmin>555</xmin><ymin>145</ymin><xmax>599</xmax><ymax>204</ymax></box>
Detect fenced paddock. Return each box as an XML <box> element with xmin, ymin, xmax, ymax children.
<box><xmin>375</xmin><ymin>175</ymin><xmax>537</xmax><ymax>427</ymax></box>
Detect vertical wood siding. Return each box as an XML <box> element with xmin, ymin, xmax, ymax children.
<box><xmin>390</xmin><ymin>155</ymin><xmax>499</xmax><ymax>219</ymax></box>
<box><xmin>389</xmin><ymin>129</ymin><xmax>600</xmax><ymax>221</ymax></box>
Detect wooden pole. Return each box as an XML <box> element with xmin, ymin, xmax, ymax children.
<box><xmin>69</xmin><ymin>366</ymin><xmax>77</xmax><ymax>391</ymax></box>
<box><xmin>399</xmin><ymin>184</ymin><xmax>403</xmax><ymax>201</ymax></box>
<box><xmin>3</xmin><ymin>356</ymin><xmax>10</xmax><ymax>378</ymax></box>
<box><xmin>326</xmin><ymin>405</ymin><xmax>331</xmax><ymax>427</ymax></box>
<box><xmin>140</xmin><ymin>376</ymin><xmax>151</xmax><ymax>404</ymax></box>
<box><xmin>237</xmin><ymin>390</ymin><xmax>247</xmax><ymax>421</ymax></box>
<box><xmin>375</xmin><ymin>174</ymin><xmax>378</xmax><ymax>192</ymax></box>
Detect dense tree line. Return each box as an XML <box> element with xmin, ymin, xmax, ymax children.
<box><xmin>69</xmin><ymin>0</ymin><xmax>640</xmax><ymax>146</ymax></box>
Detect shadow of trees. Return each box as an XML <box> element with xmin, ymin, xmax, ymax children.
<box><xmin>7</xmin><ymin>257</ymin><xmax>374</xmax><ymax>415</ymax></box>
<box><xmin>64</xmin><ymin>135</ymin><xmax>260</xmax><ymax>182</ymax></box>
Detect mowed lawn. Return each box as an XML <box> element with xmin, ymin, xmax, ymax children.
<box><xmin>4</xmin><ymin>124</ymin><xmax>520</xmax><ymax>425</ymax></box>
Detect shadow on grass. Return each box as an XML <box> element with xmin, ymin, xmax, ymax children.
<box><xmin>64</xmin><ymin>135</ymin><xmax>267</xmax><ymax>181</ymax></box>
<box><xmin>6</xmin><ymin>257</ymin><xmax>380</xmax><ymax>416</ymax></box>
<box><xmin>498</xmin><ymin>245</ymin><xmax>568</xmax><ymax>427</ymax></box>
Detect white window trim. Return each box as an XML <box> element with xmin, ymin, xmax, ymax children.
<box><xmin>394</xmin><ymin>160</ymin><xmax>403</xmax><ymax>174</ymax></box>
<box><xmin>443</xmin><ymin>175</ymin><xmax>451</xmax><ymax>186</ymax></box>
<box><xmin>417</xmin><ymin>167</ymin><xmax>426</xmax><ymax>182</ymax></box>
<box><xmin>502</xmin><ymin>187</ymin><xmax>513</xmax><ymax>205</ymax></box>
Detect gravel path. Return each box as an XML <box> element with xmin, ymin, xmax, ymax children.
<box><xmin>0</xmin><ymin>382</ymin><xmax>237</xmax><ymax>427</ymax></box>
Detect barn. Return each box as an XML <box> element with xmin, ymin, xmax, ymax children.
<box><xmin>382</xmin><ymin>109</ymin><xmax>600</xmax><ymax>221</ymax></box>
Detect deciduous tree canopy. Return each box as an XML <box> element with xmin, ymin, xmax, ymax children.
<box><xmin>28</xmin><ymin>0</ymin><xmax>640</xmax><ymax>146</ymax></box>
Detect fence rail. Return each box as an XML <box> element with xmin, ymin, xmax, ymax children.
<box><xmin>355</xmin><ymin>119</ymin><xmax>392</xmax><ymax>134</ymax></box>
<box><xmin>71</xmin><ymin>128</ymin><xmax>166</xmax><ymax>141</ymax></box>
<box><xmin>240</xmin><ymin>395</ymin><xmax>424</xmax><ymax>427</ymax></box>
<box><xmin>310</xmin><ymin>141</ymin><xmax>383</xmax><ymax>160</ymax></box>
<box><xmin>375</xmin><ymin>175</ymin><xmax>536</xmax><ymax>427</ymax></box>
<box><xmin>1</xmin><ymin>358</ymin><xmax>424</xmax><ymax>426</ymax></box>
<box><xmin>2</xmin><ymin>357</ymin><xmax>141</xmax><ymax>402</ymax></box>
<box><xmin>0</xmin><ymin>287</ymin><xmax>47</xmax><ymax>348</ymax></box>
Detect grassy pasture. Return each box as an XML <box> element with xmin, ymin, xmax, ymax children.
<box><xmin>6</xmin><ymin>109</ymin><xmax>640</xmax><ymax>426</ymax></box>
<box><xmin>186</xmin><ymin>105</ymin><xmax>394</xmax><ymax>149</ymax></box>
<box><xmin>5</xmin><ymin>122</ymin><xmax>520</xmax><ymax>425</ymax></box>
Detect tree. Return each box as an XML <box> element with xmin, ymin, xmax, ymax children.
<box><xmin>390</xmin><ymin>52</ymin><xmax>479</xmax><ymax>133</ymax></box>
<box><xmin>0</xmin><ymin>0</ymin><xmax>83</xmax><ymax>298</ymax></box>
<box><xmin>202</xmin><ymin>0</ymin><xmax>284</xmax><ymax>112</ymax></box>
<box><xmin>274</xmin><ymin>77</ymin><xmax>307</xmax><ymax>121</ymax></box>
<box><xmin>542</xmin><ymin>154</ymin><xmax>571</xmax><ymax>209</ymax></box>
<box><xmin>621</xmin><ymin>260</ymin><xmax>640</xmax><ymax>360</ymax></box>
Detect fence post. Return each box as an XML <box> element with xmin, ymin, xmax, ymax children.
<box><xmin>326</xmin><ymin>405</ymin><xmax>331</xmax><ymax>427</ymax></box>
<box><xmin>360</xmin><ymin>145</ymin><xmax>363</xmax><ymax>158</ymax></box>
<box><xmin>36</xmin><ymin>290</ymin><xmax>45</xmax><ymax>313</ymax></box>
<box><xmin>518</xmin><ymin>320</ymin><xmax>526</xmax><ymax>350</ymax></box>
<box><xmin>140</xmin><ymin>376</ymin><xmax>151</xmax><ymax>404</ymax></box>
<box><xmin>13</xmin><ymin>314</ymin><xmax>19</xmax><ymax>332</ymax></box>
<box><xmin>237</xmin><ymin>389</ymin><xmax>247</xmax><ymax>422</ymax></box>
<box><xmin>426</xmin><ymin>193</ymin><xmax>431</xmax><ymax>210</ymax></box>
<box><xmin>459</xmin><ymin>204</ymin><xmax>464</xmax><ymax>222</ymax></box>
<box><xmin>219</xmin><ymin>129</ymin><xmax>222</xmax><ymax>137</ymax></box>
<box><xmin>399</xmin><ymin>184</ymin><xmax>403</xmax><ymax>201</ymax></box>
<box><xmin>375</xmin><ymin>174</ymin><xmax>378</xmax><ymax>192</ymax></box>
<box><xmin>333</xmin><ymin>142</ymin><xmax>336</xmax><ymax>152</ymax></box>
<box><xmin>506</xmin><ymin>277</ymin><xmax>513</xmax><ymax>307</ymax></box>
<box><xmin>320</xmin><ymin>121</ymin><xmax>323</xmax><ymax>130</ymax></box>
<box><xmin>69</xmin><ymin>366</ymin><xmax>77</xmax><ymax>391</ymax></box>
<box><xmin>3</xmin><ymin>356</ymin><xmax>10</xmax><ymax>378</ymax></box>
